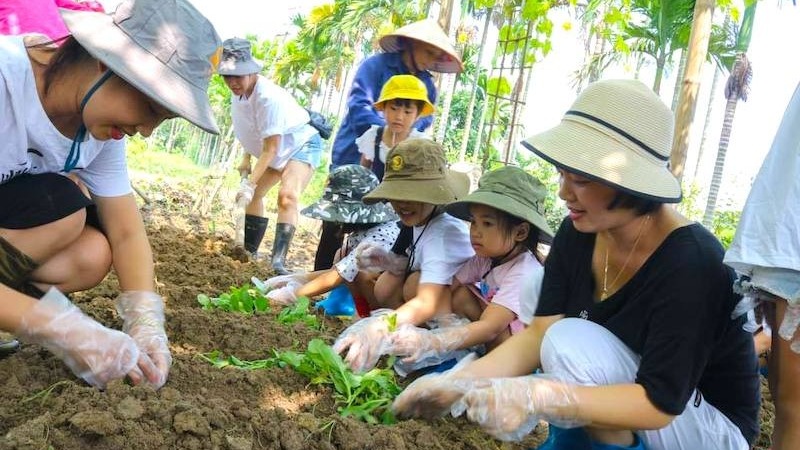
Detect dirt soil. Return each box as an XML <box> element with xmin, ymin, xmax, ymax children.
<box><xmin>0</xmin><ymin>175</ymin><xmax>774</xmax><ymax>450</ymax></box>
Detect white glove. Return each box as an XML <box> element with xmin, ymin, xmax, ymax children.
<box><xmin>332</xmin><ymin>309</ymin><xmax>395</xmax><ymax>373</ymax></box>
<box><xmin>115</xmin><ymin>291</ymin><xmax>172</xmax><ymax>389</ymax></box>
<box><xmin>17</xmin><ymin>288</ymin><xmax>141</xmax><ymax>389</ymax></box>
<box><xmin>354</xmin><ymin>241</ymin><xmax>408</xmax><ymax>275</ymax></box>
<box><xmin>266</xmin><ymin>281</ymin><xmax>302</xmax><ymax>306</ymax></box>
<box><xmin>235</xmin><ymin>179</ymin><xmax>256</xmax><ymax>205</ymax></box>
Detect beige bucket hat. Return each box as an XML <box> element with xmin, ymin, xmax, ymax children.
<box><xmin>379</xmin><ymin>19</ymin><xmax>463</xmax><ymax>73</ymax></box>
<box><xmin>363</xmin><ymin>138</ymin><xmax>469</xmax><ymax>205</ymax></box>
<box><xmin>521</xmin><ymin>79</ymin><xmax>681</xmax><ymax>202</ymax></box>
<box><xmin>446</xmin><ymin>166</ymin><xmax>554</xmax><ymax>240</ymax></box>
<box><xmin>61</xmin><ymin>0</ymin><xmax>222</xmax><ymax>134</ymax></box>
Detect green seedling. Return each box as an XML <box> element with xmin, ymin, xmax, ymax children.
<box><xmin>277</xmin><ymin>297</ymin><xmax>320</xmax><ymax>329</ymax></box>
<box><xmin>197</xmin><ymin>283</ymin><xmax>270</xmax><ymax>314</ymax></box>
<box><xmin>385</xmin><ymin>313</ymin><xmax>398</xmax><ymax>332</ymax></box>
<box><xmin>199</xmin><ymin>339</ymin><xmax>401</xmax><ymax>424</ymax></box>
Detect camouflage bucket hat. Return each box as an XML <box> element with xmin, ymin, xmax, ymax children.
<box><xmin>301</xmin><ymin>165</ymin><xmax>398</xmax><ymax>224</ymax></box>
<box><xmin>362</xmin><ymin>138</ymin><xmax>468</xmax><ymax>205</ymax></box>
<box><xmin>446</xmin><ymin>166</ymin><xmax>554</xmax><ymax>240</ymax></box>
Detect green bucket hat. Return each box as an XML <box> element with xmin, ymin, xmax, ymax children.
<box><xmin>301</xmin><ymin>165</ymin><xmax>398</xmax><ymax>224</ymax></box>
<box><xmin>446</xmin><ymin>166</ymin><xmax>554</xmax><ymax>240</ymax></box>
<box><xmin>362</xmin><ymin>138</ymin><xmax>469</xmax><ymax>205</ymax></box>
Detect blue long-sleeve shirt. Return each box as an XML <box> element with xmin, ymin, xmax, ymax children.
<box><xmin>330</xmin><ymin>52</ymin><xmax>437</xmax><ymax>168</ymax></box>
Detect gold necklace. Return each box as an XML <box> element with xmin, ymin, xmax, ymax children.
<box><xmin>601</xmin><ymin>215</ymin><xmax>651</xmax><ymax>300</ymax></box>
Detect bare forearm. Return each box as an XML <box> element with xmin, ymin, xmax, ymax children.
<box><xmin>573</xmin><ymin>384</ymin><xmax>674</xmax><ymax>430</ymax></box>
<box><xmin>297</xmin><ymin>269</ymin><xmax>343</xmax><ymax>298</ymax></box>
<box><xmin>250</xmin><ymin>137</ymin><xmax>279</xmax><ymax>183</ymax></box>
<box><xmin>458</xmin><ymin>325</ymin><xmax>544</xmax><ymax>377</ymax></box>
<box><xmin>111</xmin><ymin>226</ymin><xmax>155</xmax><ymax>291</ymax></box>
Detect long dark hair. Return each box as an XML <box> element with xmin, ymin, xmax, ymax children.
<box><xmin>495</xmin><ymin>210</ymin><xmax>545</xmax><ymax>264</ymax></box>
<box><xmin>28</xmin><ymin>37</ymin><xmax>94</xmax><ymax>95</ymax></box>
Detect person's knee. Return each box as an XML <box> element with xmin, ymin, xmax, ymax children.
<box><xmin>402</xmin><ymin>272</ymin><xmax>420</xmax><ymax>301</ymax></box>
<box><xmin>276</xmin><ymin>188</ymin><xmax>299</xmax><ymax>210</ymax></box>
<box><xmin>74</xmin><ymin>228</ymin><xmax>112</xmax><ymax>284</ymax></box>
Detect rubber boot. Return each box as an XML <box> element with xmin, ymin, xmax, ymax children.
<box><xmin>314</xmin><ymin>221</ymin><xmax>343</xmax><ymax>270</ymax></box>
<box><xmin>315</xmin><ymin>284</ymin><xmax>355</xmax><ymax>316</ymax></box>
<box><xmin>244</xmin><ymin>215</ymin><xmax>268</xmax><ymax>257</ymax></box>
<box><xmin>271</xmin><ymin>223</ymin><xmax>295</xmax><ymax>275</ymax></box>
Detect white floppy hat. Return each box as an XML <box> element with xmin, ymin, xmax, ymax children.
<box><xmin>379</xmin><ymin>19</ymin><xmax>463</xmax><ymax>74</ymax></box>
<box><xmin>521</xmin><ymin>79</ymin><xmax>681</xmax><ymax>202</ymax></box>
<box><xmin>60</xmin><ymin>0</ymin><xmax>222</xmax><ymax>134</ymax></box>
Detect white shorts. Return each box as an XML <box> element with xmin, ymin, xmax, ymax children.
<box><xmin>540</xmin><ymin>318</ymin><xmax>750</xmax><ymax>450</ymax></box>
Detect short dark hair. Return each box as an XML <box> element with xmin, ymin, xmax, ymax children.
<box><xmin>607</xmin><ymin>191</ymin><xmax>661</xmax><ymax>215</ymax></box>
<box><xmin>385</xmin><ymin>98</ymin><xmax>425</xmax><ymax>114</ymax></box>
<box><xmin>495</xmin><ymin>210</ymin><xmax>545</xmax><ymax>263</ymax></box>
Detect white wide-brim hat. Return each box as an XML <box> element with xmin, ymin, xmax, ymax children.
<box><xmin>379</xmin><ymin>19</ymin><xmax>463</xmax><ymax>73</ymax></box>
<box><xmin>522</xmin><ymin>79</ymin><xmax>681</xmax><ymax>202</ymax></box>
<box><xmin>61</xmin><ymin>0</ymin><xmax>221</xmax><ymax>134</ymax></box>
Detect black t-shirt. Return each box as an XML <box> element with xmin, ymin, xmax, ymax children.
<box><xmin>537</xmin><ymin>219</ymin><xmax>760</xmax><ymax>445</ymax></box>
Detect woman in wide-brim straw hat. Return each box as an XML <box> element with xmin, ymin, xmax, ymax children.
<box><xmin>393</xmin><ymin>80</ymin><xmax>760</xmax><ymax>450</ymax></box>
<box><xmin>0</xmin><ymin>0</ymin><xmax>221</xmax><ymax>390</ymax></box>
<box><xmin>332</xmin><ymin>138</ymin><xmax>475</xmax><ymax>374</ymax></box>
<box><xmin>314</xmin><ymin>17</ymin><xmax>463</xmax><ymax>274</ymax></box>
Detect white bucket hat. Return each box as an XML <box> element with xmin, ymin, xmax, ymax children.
<box><xmin>217</xmin><ymin>37</ymin><xmax>263</xmax><ymax>76</ymax></box>
<box><xmin>60</xmin><ymin>0</ymin><xmax>222</xmax><ymax>134</ymax></box>
<box><xmin>521</xmin><ymin>79</ymin><xmax>681</xmax><ymax>202</ymax></box>
<box><xmin>379</xmin><ymin>19</ymin><xmax>463</xmax><ymax>74</ymax></box>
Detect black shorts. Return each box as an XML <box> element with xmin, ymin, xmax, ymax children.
<box><xmin>0</xmin><ymin>173</ymin><xmax>94</xmax><ymax>229</ymax></box>
<box><xmin>0</xmin><ymin>173</ymin><xmax>99</xmax><ymax>295</ymax></box>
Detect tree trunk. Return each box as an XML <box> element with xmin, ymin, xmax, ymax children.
<box><xmin>669</xmin><ymin>0</ymin><xmax>715</xmax><ymax>183</ymax></box>
<box><xmin>652</xmin><ymin>50</ymin><xmax>666</xmax><ymax>95</ymax></box>
<box><xmin>671</xmin><ymin>50</ymin><xmax>688</xmax><ymax>111</ymax></box>
<box><xmin>433</xmin><ymin>0</ymin><xmax>456</xmax><ymax>143</ymax></box>
<box><xmin>691</xmin><ymin>65</ymin><xmax>721</xmax><ymax>183</ymax></box>
<box><xmin>702</xmin><ymin>93</ymin><xmax>738</xmax><ymax>226</ymax></box>
<box><xmin>458</xmin><ymin>8</ymin><xmax>493</xmax><ymax>162</ymax></box>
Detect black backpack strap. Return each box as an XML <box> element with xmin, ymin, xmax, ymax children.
<box><xmin>374</xmin><ymin>126</ymin><xmax>384</xmax><ymax>163</ymax></box>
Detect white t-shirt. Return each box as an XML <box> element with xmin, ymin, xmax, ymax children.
<box><xmin>724</xmin><ymin>81</ymin><xmax>800</xmax><ymax>274</ymax></box>
<box><xmin>407</xmin><ymin>212</ymin><xmax>474</xmax><ymax>285</ymax></box>
<box><xmin>455</xmin><ymin>251</ymin><xmax>543</xmax><ymax>333</ymax></box>
<box><xmin>231</xmin><ymin>75</ymin><xmax>317</xmax><ymax>170</ymax></box>
<box><xmin>355</xmin><ymin>125</ymin><xmax>425</xmax><ymax>164</ymax></box>
<box><xmin>0</xmin><ymin>36</ymin><xmax>130</xmax><ymax>196</ymax></box>
<box><xmin>335</xmin><ymin>222</ymin><xmax>400</xmax><ymax>282</ymax></box>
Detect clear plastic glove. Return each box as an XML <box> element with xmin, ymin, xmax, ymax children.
<box><xmin>460</xmin><ymin>376</ymin><xmax>585</xmax><ymax>441</ymax></box>
<box><xmin>392</xmin><ymin>353</ymin><xmax>478</xmax><ymax>419</ymax></box>
<box><xmin>391</xmin><ymin>324</ymin><xmax>469</xmax><ymax>364</ymax></box>
<box><xmin>779</xmin><ymin>303</ymin><xmax>800</xmax><ymax>353</ymax></box>
<box><xmin>235</xmin><ymin>179</ymin><xmax>256</xmax><ymax>205</ymax></box>
<box><xmin>354</xmin><ymin>241</ymin><xmax>408</xmax><ymax>275</ymax></box>
<box><xmin>115</xmin><ymin>291</ymin><xmax>172</xmax><ymax>389</ymax></box>
<box><xmin>332</xmin><ymin>309</ymin><xmax>395</xmax><ymax>373</ymax></box>
<box><xmin>266</xmin><ymin>281</ymin><xmax>301</xmax><ymax>306</ymax></box>
<box><xmin>254</xmin><ymin>273</ymin><xmax>308</xmax><ymax>292</ymax></box>
<box><xmin>16</xmin><ymin>288</ymin><xmax>141</xmax><ymax>389</ymax></box>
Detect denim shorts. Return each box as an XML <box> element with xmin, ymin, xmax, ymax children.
<box><xmin>290</xmin><ymin>133</ymin><xmax>323</xmax><ymax>170</ymax></box>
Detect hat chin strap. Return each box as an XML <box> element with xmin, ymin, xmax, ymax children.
<box><xmin>64</xmin><ymin>70</ymin><xmax>114</xmax><ymax>172</ymax></box>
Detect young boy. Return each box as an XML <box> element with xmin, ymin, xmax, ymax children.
<box><xmin>333</xmin><ymin>138</ymin><xmax>473</xmax><ymax>373</ymax></box>
<box><xmin>356</xmin><ymin>75</ymin><xmax>435</xmax><ymax>179</ymax></box>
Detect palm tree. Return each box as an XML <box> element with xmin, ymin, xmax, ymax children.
<box><xmin>702</xmin><ymin>0</ymin><xmax>756</xmax><ymax>226</ymax></box>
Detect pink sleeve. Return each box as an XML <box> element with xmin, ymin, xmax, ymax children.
<box><xmin>454</xmin><ymin>256</ymin><xmax>486</xmax><ymax>285</ymax></box>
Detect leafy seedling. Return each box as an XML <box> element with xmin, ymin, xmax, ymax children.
<box><xmin>277</xmin><ymin>297</ymin><xmax>320</xmax><ymax>329</ymax></box>
<box><xmin>197</xmin><ymin>283</ymin><xmax>270</xmax><ymax>314</ymax></box>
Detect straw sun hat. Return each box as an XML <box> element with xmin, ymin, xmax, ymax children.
<box><xmin>60</xmin><ymin>0</ymin><xmax>222</xmax><ymax>134</ymax></box>
<box><xmin>363</xmin><ymin>138</ymin><xmax>469</xmax><ymax>206</ymax></box>
<box><xmin>379</xmin><ymin>19</ymin><xmax>463</xmax><ymax>73</ymax></box>
<box><xmin>522</xmin><ymin>79</ymin><xmax>681</xmax><ymax>202</ymax></box>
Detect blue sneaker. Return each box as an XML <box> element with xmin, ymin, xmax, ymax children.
<box><xmin>315</xmin><ymin>285</ymin><xmax>355</xmax><ymax>316</ymax></box>
<box><xmin>535</xmin><ymin>425</ymin><xmax>592</xmax><ymax>450</ymax></box>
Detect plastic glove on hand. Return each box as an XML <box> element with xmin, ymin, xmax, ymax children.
<box><xmin>115</xmin><ymin>291</ymin><xmax>172</xmax><ymax>389</ymax></box>
<box><xmin>258</xmin><ymin>273</ymin><xmax>307</xmax><ymax>291</ymax></box>
<box><xmin>462</xmin><ymin>376</ymin><xmax>583</xmax><ymax>442</ymax></box>
<box><xmin>392</xmin><ymin>353</ymin><xmax>478</xmax><ymax>419</ymax></box>
<box><xmin>235</xmin><ymin>179</ymin><xmax>256</xmax><ymax>205</ymax></box>
<box><xmin>391</xmin><ymin>324</ymin><xmax>469</xmax><ymax>365</ymax></box>
<box><xmin>332</xmin><ymin>310</ymin><xmax>394</xmax><ymax>373</ymax></box>
<box><xmin>779</xmin><ymin>303</ymin><xmax>800</xmax><ymax>353</ymax></box>
<box><xmin>354</xmin><ymin>241</ymin><xmax>408</xmax><ymax>275</ymax></box>
<box><xmin>266</xmin><ymin>281</ymin><xmax>301</xmax><ymax>306</ymax></box>
<box><xmin>17</xmin><ymin>288</ymin><xmax>141</xmax><ymax>389</ymax></box>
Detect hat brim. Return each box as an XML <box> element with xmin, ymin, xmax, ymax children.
<box><xmin>217</xmin><ymin>59</ymin><xmax>263</xmax><ymax>76</ymax></box>
<box><xmin>363</xmin><ymin>176</ymin><xmax>461</xmax><ymax>206</ymax></box>
<box><xmin>521</xmin><ymin>120</ymin><xmax>681</xmax><ymax>203</ymax></box>
<box><xmin>379</xmin><ymin>35</ymin><xmax>463</xmax><ymax>73</ymax></box>
<box><xmin>375</xmin><ymin>97</ymin><xmax>435</xmax><ymax>117</ymax></box>
<box><xmin>61</xmin><ymin>8</ymin><xmax>220</xmax><ymax>135</ymax></box>
<box><xmin>446</xmin><ymin>191</ymin><xmax>554</xmax><ymax>239</ymax></box>
<box><xmin>301</xmin><ymin>199</ymin><xmax>398</xmax><ymax>224</ymax></box>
